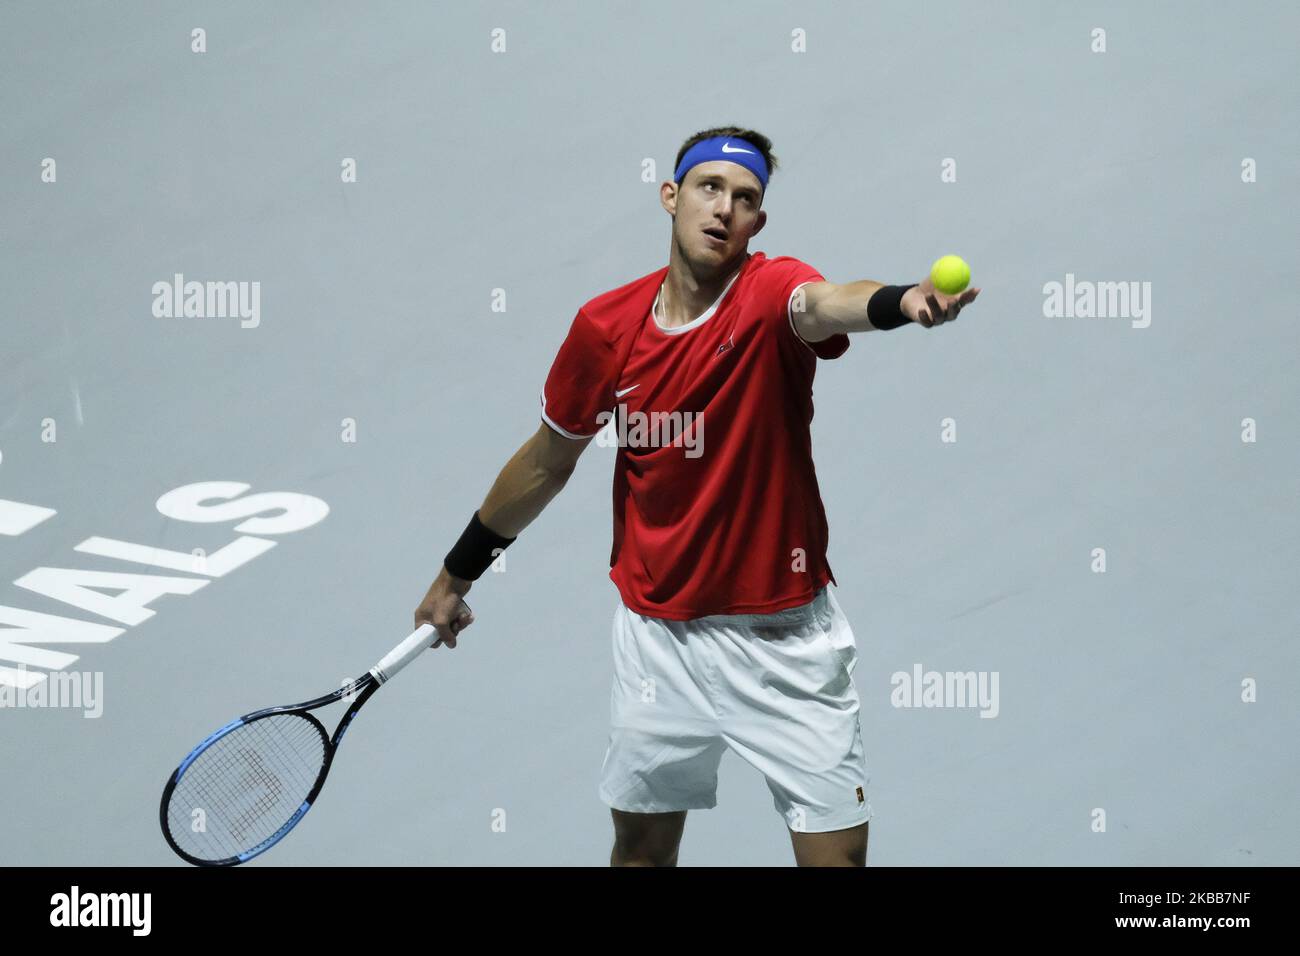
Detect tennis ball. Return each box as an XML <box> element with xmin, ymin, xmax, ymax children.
<box><xmin>930</xmin><ymin>255</ymin><xmax>971</xmax><ymax>295</ymax></box>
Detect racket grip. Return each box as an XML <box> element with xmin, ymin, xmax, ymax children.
<box><xmin>370</xmin><ymin>623</ymin><xmax>437</xmax><ymax>684</ymax></box>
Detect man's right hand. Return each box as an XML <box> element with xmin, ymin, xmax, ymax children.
<box><xmin>414</xmin><ymin>566</ymin><xmax>475</xmax><ymax>649</ymax></box>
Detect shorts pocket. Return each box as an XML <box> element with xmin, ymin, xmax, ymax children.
<box><xmin>815</xmin><ymin>591</ymin><xmax>858</xmax><ymax>678</ymax></box>
<box><xmin>812</xmin><ymin>631</ymin><xmax>854</xmax><ymax>690</ymax></box>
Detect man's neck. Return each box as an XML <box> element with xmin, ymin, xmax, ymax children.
<box><xmin>657</xmin><ymin>249</ymin><xmax>749</xmax><ymax>329</ymax></box>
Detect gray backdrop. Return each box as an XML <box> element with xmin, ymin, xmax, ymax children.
<box><xmin>1</xmin><ymin>0</ymin><xmax>1296</xmax><ymax>866</ymax></box>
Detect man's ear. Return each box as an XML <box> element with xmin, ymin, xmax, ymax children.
<box><xmin>660</xmin><ymin>181</ymin><xmax>678</xmax><ymax>216</ymax></box>
<box><xmin>751</xmin><ymin>209</ymin><xmax>768</xmax><ymax>237</ymax></box>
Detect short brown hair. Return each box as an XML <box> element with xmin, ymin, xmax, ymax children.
<box><xmin>673</xmin><ymin>126</ymin><xmax>779</xmax><ymax>192</ymax></box>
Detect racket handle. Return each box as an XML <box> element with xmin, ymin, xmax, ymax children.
<box><xmin>370</xmin><ymin>623</ymin><xmax>437</xmax><ymax>684</ymax></box>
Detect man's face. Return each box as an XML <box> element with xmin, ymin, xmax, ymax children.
<box><xmin>665</xmin><ymin>160</ymin><xmax>767</xmax><ymax>265</ymax></box>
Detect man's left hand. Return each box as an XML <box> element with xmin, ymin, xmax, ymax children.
<box><xmin>901</xmin><ymin>279</ymin><xmax>981</xmax><ymax>328</ymax></box>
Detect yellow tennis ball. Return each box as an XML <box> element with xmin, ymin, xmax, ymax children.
<box><xmin>930</xmin><ymin>255</ymin><xmax>971</xmax><ymax>295</ymax></box>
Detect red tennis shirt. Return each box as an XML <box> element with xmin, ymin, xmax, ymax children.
<box><xmin>540</xmin><ymin>251</ymin><xmax>849</xmax><ymax>620</ymax></box>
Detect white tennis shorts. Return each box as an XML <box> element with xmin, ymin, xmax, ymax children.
<box><xmin>598</xmin><ymin>585</ymin><xmax>872</xmax><ymax>833</ymax></box>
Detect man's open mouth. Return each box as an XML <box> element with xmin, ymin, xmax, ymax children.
<box><xmin>702</xmin><ymin>227</ymin><xmax>728</xmax><ymax>242</ymax></box>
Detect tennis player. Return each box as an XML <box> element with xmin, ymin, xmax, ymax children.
<box><xmin>415</xmin><ymin>126</ymin><xmax>980</xmax><ymax>866</ymax></box>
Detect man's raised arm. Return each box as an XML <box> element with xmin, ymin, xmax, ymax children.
<box><xmin>792</xmin><ymin>274</ymin><xmax>982</xmax><ymax>341</ymax></box>
<box><xmin>413</xmin><ymin>421</ymin><xmax>593</xmax><ymax>648</ymax></box>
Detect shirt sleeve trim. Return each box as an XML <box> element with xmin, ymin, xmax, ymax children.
<box><xmin>540</xmin><ymin>391</ymin><xmax>597</xmax><ymax>440</ymax></box>
<box><xmin>787</xmin><ymin>280</ymin><xmax>823</xmax><ymax>356</ymax></box>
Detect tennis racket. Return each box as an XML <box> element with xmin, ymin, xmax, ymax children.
<box><xmin>159</xmin><ymin>618</ymin><xmax>457</xmax><ymax>866</ymax></box>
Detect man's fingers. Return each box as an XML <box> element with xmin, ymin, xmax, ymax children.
<box><xmin>433</xmin><ymin>624</ymin><xmax>457</xmax><ymax>650</ymax></box>
<box><xmin>938</xmin><ymin>287</ymin><xmax>979</xmax><ymax>323</ymax></box>
<box><xmin>913</xmin><ymin>284</ymin><xmax>978</xmax><ymax>328</ymax></box>
<box><xmin>926</xmin><ymin>292</ymin><xmax>946</xmax><ymax>325</ymax></box>
<box><xmin>431</xmin><ymin>601</ymin><xmax>474</xmax><ymax>649</ymax></box>
<box><xmin>414</xmin><ymin>612</ymin><xmax>455</xmax><ymax>649</ymax></box>
<box><xmin>452</xmin><ymin>600</ymin><xmax>474</xmax><ymax>633</ymax></box>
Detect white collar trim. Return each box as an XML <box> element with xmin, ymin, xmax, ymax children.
<box><xmin>651</xmin><ymin>266</ymin><xmax>744</xmax><ymax>335</ymax></box>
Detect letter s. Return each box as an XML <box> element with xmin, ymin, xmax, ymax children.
<box><xmin>156</xmin><ymin>481</ymin><xmax>329</xmax><ymax>534</ymax></box>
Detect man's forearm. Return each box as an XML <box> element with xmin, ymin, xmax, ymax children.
<box><xmin>810</xmin><ymin>280</ymin><xmax>886</xmax><ymax>336</ymax></box>
<box><xmin>436</xmin><ymin>440</ymin><xmax>570</xmax><ymax>590</ymax></box>
<box><xmin>476</xmin><ymin>435</ymin><xmax>575</xmax><ymax>539</ymax></box>
<box><xmin>437</xmin><ymin>422</ymin><xmax>590</xmax><ymax>590</ymax></box>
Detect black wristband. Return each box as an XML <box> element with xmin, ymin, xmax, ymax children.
<box><xmin>866</xmin><ymin>284</ymin><xmax>917</xmax><ymax>330</ymax></box>
<box><xmin>444</xmin><ymin>511</ymin><xmax>517</xmax><ymax>581</ymax></box>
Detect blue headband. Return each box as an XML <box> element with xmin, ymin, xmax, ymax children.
<box><xmin>673</xmin><ymin>136</ymin><xmax>769</xmax><ymax>192</ymax></box>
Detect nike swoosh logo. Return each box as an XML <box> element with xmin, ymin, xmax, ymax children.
<box><xmin>720</xmin><ymin>142</ymin><xmax>754</xmax><ymax>154</ymax></box>
<box><xmin>615</xmin><ymin>385</ymin><xmax>640</xmax><ymax>398</ymax></box>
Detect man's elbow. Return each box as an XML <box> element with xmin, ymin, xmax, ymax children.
<box><xmin>793</xmin><ymin>305</ymin><xmax>840</xmax><ymax>343</ymax></box>
<box><xmin>539</xmin><ymin>458</ymin><xmax>578</xmax><ymax>487</ymax></box>
<box><xmin>792</xmin><ymin>282</ymin><xmax>848</xmax><ymax>341</ymax></box>
<box><xmin>529</xmin><ymin>424</ymin><xmax>588</xmax><ymax>485</ymax></box>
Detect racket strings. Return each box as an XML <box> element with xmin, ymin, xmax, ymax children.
<box><xmin>166</xmin><ymin>713</ymin><xmax>328</xmax><ymax>862</ymax></box>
